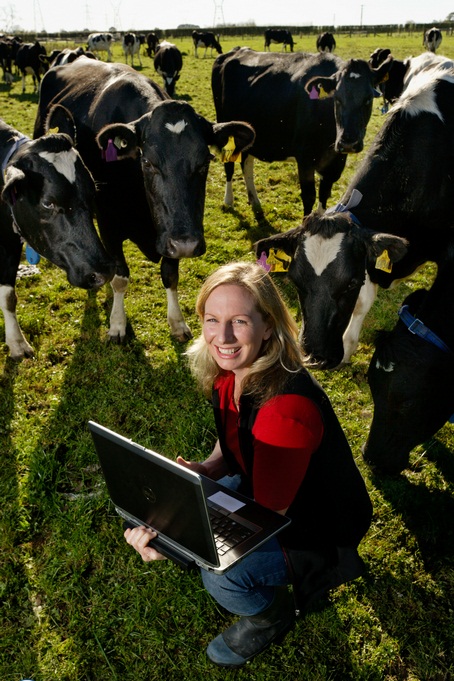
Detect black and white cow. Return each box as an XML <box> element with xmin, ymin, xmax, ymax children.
<box><xmin>255</xmin><ymin>66</ymin><xmax>454</xmax><ymax>369</ymax></box>
<box><xmin>0</xmin><ymin>117</ymin><xmax>114</xmax><ymax>358</ymax></box>
<box><xmin>212</xmin><ymin>46</ymin><xmax>392</xmax><ymax>216</ymax></box>
<box><xmin>424</xmin><ymin>27</ymin><xmax>442</xmax><ymax>53</ymax></box>
<box><xmin>43</xmin><ymin>47</ymin><xmax>97</xmax><ymax>68</ymax></box>
<box><xmin>122</xmin><ymin>32</ymin><xmax>142</xmax><ymax>67</ymax></box>
<box><xmin>87</xmin><ymin>33</ymin><xmax>113</xmax><ymax>62</ymax></box>
<box><xmin>146</xmin><ymin>32</ymin><xmax>159</xmax><ymax>57</ymax></box>
<box><xmin>33</xmin><ymin>58</ymin><xmax>255</xmax><ymax>343</ymax></box>
<box><xmin>264</xmin><ymin>28</ymin><xmax>294</xmax><ymax>52</ymax></box>
<box><xmin>316</xmin><ymin>32</ymin><xmax>336</xmax><ymax>53</ymax></box>
<box><xmin>364</xmin><ymin>243</ymin><xmax>454</xmax><ymax>474</ymax></box>
<box><xmin>14</xmin><ymin>40</ymin><xmax>48</xmax><ymax>93</ymax></box>
<box><xmin>192</xmin><ymin>31</ymin><xmax>222</xmax><ymax>58</ymax></box>
<box><xmin>153</xmin><ymin>42</ymin><xmax>182</xmax><ymax>97</ymax></box>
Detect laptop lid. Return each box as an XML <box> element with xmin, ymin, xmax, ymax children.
<box><xmin>89</xmin><ymin>421</ymin><xmax>291</xmax><ymax>574</ymax></box>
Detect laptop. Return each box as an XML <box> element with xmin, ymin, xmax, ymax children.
<box><xmin>89</xmin><ymin>421</ymin><xmax>291</xmax><ymax>574</ymax></box>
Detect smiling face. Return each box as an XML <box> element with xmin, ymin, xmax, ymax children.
<box><xmin>202</xmin><ymin>284</ymin><xmax>273</xmax><ymax>385</ymax></box>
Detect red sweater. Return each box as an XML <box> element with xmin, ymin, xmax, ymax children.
<box><xmin>215</xmin><ymin>373</ymin><xmax>324</xmax><ymax>511</ymax></box>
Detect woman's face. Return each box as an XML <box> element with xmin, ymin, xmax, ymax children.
<box><xmin>203</xmin><ymin>284</ymin><xmax>273</xmax><ymax>382</ymax></box>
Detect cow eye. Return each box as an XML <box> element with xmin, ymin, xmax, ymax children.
<box><xmin>141</xmin><ymin>156</ymin><xmax>160</xmax><ymax>174</ymax></box>
<box><xmin>41</xmin><ymin>200</ymin><xmax>55</xmax><ymax>210</ymax></box>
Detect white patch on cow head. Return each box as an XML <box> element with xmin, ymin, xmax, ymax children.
<box><xmin>375</xmin><ymin>358</ymin><xmax>395</xmax><ymax>372</ymax></box>
<box><xmin>349</xmin><ymin>72</ymin><xmax>361</xmax><ymax>79</ymax></box>
<box><xmin>39</xmin><ymin>149</ymin><xmax>77</xmax><ymax>184</ymax></box>
<box><xmin>165</xmin><ymin>120</ymin><xmax>188</xmax><ymax>134</ymax></box>
<box><xmin>303</xmin><ymin>232</ymin><xmax>345</xmax><ymax>276</ymax></box>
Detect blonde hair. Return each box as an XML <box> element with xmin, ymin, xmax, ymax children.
<box><xmin>185</xmin><ymin>261</ymin><xmax>305</xmax><ymax>406</ymax></box>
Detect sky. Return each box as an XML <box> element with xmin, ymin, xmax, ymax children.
<box><xmin>0</xmin><ymin>0</ymin><xmax>452</xmax><ymax>34</ymax></box>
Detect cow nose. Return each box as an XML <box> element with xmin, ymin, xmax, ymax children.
<box><xmin>336</xmin><ymin>139</ymin><xmax>363</xmax><ymax>154</ymax></box>
<box><xmin>165</xmin><ymin>238</ymin><xmax>206</xmax><ymax>258</ymax></box>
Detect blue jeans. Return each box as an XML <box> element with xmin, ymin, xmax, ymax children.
<box><xmin>201</xmin><ymin>474</ymin><xmax>290</xmax><ymax>616</ymax></box>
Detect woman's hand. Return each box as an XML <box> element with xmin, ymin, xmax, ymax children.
<box><xmin>124</xmin><ymin>525</ymin><xmax>167</xmax><ymax>562</ymax></box>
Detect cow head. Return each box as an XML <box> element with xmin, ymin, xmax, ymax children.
<box><xmin>364</xmin><ymin>289</ymin><xmax>454</xmax><ymax>474</ymax></box>
<box><xmin>306</xmin><ymin>56</ymin><xmax>393</xmax><ymax>153</ymax></box>
<box><xmin>96</xmin><ymin>100</ymin><xmax>255</xmax><ymax>258</ymax></box>
<box><xmin>2</xmin><ymin>133</ymin><xmax>114</xmax><ymax>289</ymax></box>
<box><xmin>254</xmin><ymin>211</ymin><xmax>408</xmax><ymax>368</ymax></box>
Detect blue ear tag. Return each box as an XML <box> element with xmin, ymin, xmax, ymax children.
<box><xmin>449</xmin><ymin>414</ymin><xmax>454</xmax><ymax>424</ymax></box>
<box><xmin>25</xmin><ymin>244</ymin><xmax>41</xmax><ymax>264</ymax></box>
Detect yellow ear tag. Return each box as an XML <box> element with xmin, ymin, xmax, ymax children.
<box><xmin>46</xmin><ymin>126</ymin><xmax>59</xmax><ymax>135</ymax></box>
<box><xmin>221</xmin><ymin>135</ymin><xmax>241</xmax><ymax>163</ymax></box>
<box><xmin>319</xmin><ymin>85</ymin><xmax>330</xmax><ymax>99</ymax></box>
<box><xmin>266</xmin><ymin>247</ymin><xmax>292</xmax><ymax>272</ymax></box>
<box><xmin>375</xmin><ymin>249</ymin><xmax>392</xmax><ymax>273</ymax></box>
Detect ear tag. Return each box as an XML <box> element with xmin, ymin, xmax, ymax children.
<box><xmin>309</xmin><ymin>85</ymin><xmax>319</xmax><ymax>100</ymax></box>
<box><xmin>25</xmin><ymin>244</ymin><xmax>41</xmax><ymax>264</ymax></box>
<box><xmin>375</xmin><ymin>249</ymin><xmax>392</xmax><ymax>273</ymax></box>
<box><xmin>319</xmin><ymin>85</ymin><xmax>330</xmax><ymax>99</ymax></box>
<box><xmin>256</xmin><ymin>251</ymin><xmax>271</xmax><ymax>272</ymax></box>
<box><xmin>114</xmin><ymin>136</ymin><xmax>127</xmax><ymax>149</ymax></box>
<box><xmin>104</xmin><ymin>139</ymin><xmax>118</xmax><ymax>162</ymax></box>
<box><xmin>46</xmin><ymin>126</ymin><xmax>59</xmax><ymax>135</ymax></box>
<box><xmin>266</xmin><ymin>247</ymin><xmax>292</xmax><ymax>272</ymax></box>
<box><xmin>221</xmin><ymin>135</ymin><xmax>241</xmax><ymax>163</ymax></box>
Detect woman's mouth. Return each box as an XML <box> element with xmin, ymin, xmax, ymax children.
<box><xmin>216</xmin><ymin>346</ymin><xmax>240</xmax><ymax>357</ymax></box>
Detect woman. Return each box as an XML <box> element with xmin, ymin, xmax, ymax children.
<box><xmin>125</xmin><ymin>261</ymin><xmax>372</xmax><ymax>668</ymax></box>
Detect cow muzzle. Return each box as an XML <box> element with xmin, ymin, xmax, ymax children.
<box><xmin>162</xmin><ymin>237</ymin><xmax>206</xmax><ymax>259</ymax></box>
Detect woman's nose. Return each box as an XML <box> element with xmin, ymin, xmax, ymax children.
<box><xmin>217</xmin><ymin>321</ymin><xmax>235</xmax><ymax>343</ymax></box>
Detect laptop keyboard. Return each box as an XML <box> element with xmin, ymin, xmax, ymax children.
<box><xmin>208</xmin><ymin>502</ymin><xmax>255</xmax><ymax>555</ymax></box>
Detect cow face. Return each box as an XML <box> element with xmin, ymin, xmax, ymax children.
<box><xmin>364</xmin><ymin>314</ymin><xmax>454</xmax><ymax>475</ymax></box>
<box><xmin>2</xmin><ymin>134</ymin><xmax>114</xmax><ymax>289</ymax></box>
<box><xmin>96</xmin><ymin>100</ymin><xmax>255</xmax><ymax>259</ymax></box>
<box><xmin>306</xmin><ymin>57</ymin><xmax>393</xmax><ymax>153</ymax></box>
<box><xmin>255</xmin><ymin>212</ymin><xmax>408</xmax><ymax>368</ymax></box>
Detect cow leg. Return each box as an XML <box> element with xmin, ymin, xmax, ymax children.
<box><xmin>0</xmin><ymin>285</ymin><xmax>34</xmax><ymax>358</ymax></box>
<box><xmin>108</xmin><ymin>274</ymin><xmax>129</xmax><ymax>342</ymax></box>
<box><xmin>161</xmin><ymin>257</ymin><xmax>192</xmax><ymax>342</ymax></box>
<box><xmin>242</xmin><ymin>155</ymin><xmax>262</xmax><ymax>213</ymax></box>
<box><xmin>318</xmin><ymin>155</ymin><xmax>348</xmax><ymax>211</ymax></box>
<box><xmin>342</xmin><ymin>275</ymin><xmax>378</xmax><ymax>364</ymax></box>
<box><xmin>296</xmin><ymin>163</ymin><xmax>316</xmax><ymax>215</ymax></box>
<box><xmin>223</xmin><ymin>161</ymin><xmax>235</xmax><ymax>206</ymax></box>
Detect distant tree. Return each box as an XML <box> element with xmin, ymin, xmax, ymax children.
<box><xmin>447</xmin><ymin>12</ymin><xmax>454</xmax><ymax>20</ymax></box>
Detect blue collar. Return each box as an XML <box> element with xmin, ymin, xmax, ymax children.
<box><xmin>398</xmin><ymin>304</ymin><xmax>453</xmax><ymax>355</ymax></box>
<box><xmin>1</xmin><ymin>133</ymin><xmax>29</xmax><ymax>176</ymax></box>
<box><xmin>326</xmin><ymin>188</ymin><xmax>363</xmax><ymax>226</ymax></box>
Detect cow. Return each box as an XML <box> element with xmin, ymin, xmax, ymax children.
<box><xmin>424</xmin><ymin>27</ymin><xmax>442</xmax><ymax>53</ymax></box>
<box><xmin>14</xmin><ymin>40</ymin><xmax>48</xmax><ymax>93</ymax></box>
<box><xmin>254</xmin><ymin>66</ymin><xmax>454</xmax><ymax>369</ymax></box>
<box><xmin>153</xmin><ymin>42</ymin><xmax>182</xmax><ymax>97</ymax></box>
<box><xmin>122</xmin><ymin>32</ymin><xmax>142</xmax><ymax>67</ymax></box>
<box><xmin>264</xmin><ymin>28</ymin><xmax>294</xmax><ymax>52</ymax></box>
<box><xmin>192</xmin><ymin>31</ymin><xmax>222</xmax><ymax>58</ymax></box>
<box><xmin>33</xmin><ymin>58</ymin><xmax>255</xmax><ymax>344</ymax></box>
<box><xmin>212</xmin><ymin>46</ymin><xmax>392</xmax><ymax>216</ymax></box>
<box><xmin>87</xmin><ymin>33</ymin><xmax>113</xmax><ymax>62</ymax></box>
<box><xmin>364</xmin><ymin>244</ymin><xmax>454</xmax><ymax>475</ymax></box>
<box><xmin>0</xmin><ymin>36</ymin><xmax>16</xmax><ymax>84</ymax></box>
<box><xmin>316</xmin><ymin>32</ymin><xmax>336</xmax><ymax>53</ymax></box>
<box><xmin>43</xmin><ymin>47</ymin><xmax>97</xmax><ymax>68</ymax></box>
<box><xmin>0</xmin><ymin>116</ymin><xmax>115</xmax><ymax>358</ymax></box>
<box><xmin>146</xmin><ymin>32</ymin><xmax>159</xmax><ymax>57</ymax></box>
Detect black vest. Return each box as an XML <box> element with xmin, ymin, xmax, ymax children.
<box><xmin>212</xmin><ymin>370</ymin><xmax>372</xmax><ymax>550</ymax></box>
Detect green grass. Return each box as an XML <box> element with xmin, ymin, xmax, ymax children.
<box><xmin>1</xmin><ymin>31</ymin><xmax>453</xmax><ymax>681</ymax></box>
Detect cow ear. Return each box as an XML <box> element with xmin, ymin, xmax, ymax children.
<box><xmin>372</xmin><ymin>54</ymin><xmax>394</xmax><ymax>85</ymax></box>
<box><xmin>366</xmin><ymin>233</ymin><xmax>408</xmax><ymax>271</ymax></box>
<box><xmin>45</xmin><ymin>104</ymin><xmax>77</xmax><ymax>144</ymax></box>
<box><xmin>2</xmin><ymin>165</ymin><xmax>27</xmax><ymax>207</ymax></box>
<box><xmin>305</xmin><ymin>74</ymin><xmax>337</xmax><ymax>98</ymax></box>
<box><xmin>211</xmin><ymin>121</ymin><xmax>255</xmax><ymax>154</ymax></box>
<box><xmin>254</xmin><ymin>225</ymin><xmax>303</xmax><ymax>260</ymax></box>
<box><xmin>96</xmin><ymin>123</ymin><xmax>139</xmax><ymax>160</ymax></box>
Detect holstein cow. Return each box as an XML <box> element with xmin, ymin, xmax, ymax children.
<box><xmin>122</xmin><ymin>32</ymin><xmax>142</xmax><ymax>67</ymax></box>
<box><xmin>153</xmin><ymin>42</ymin><xmax>183</xmax><ymax>97</ymax></box>
<box><xmin>212</xmin><ymin>46</ymin><xmax>392</xmax><ymax>216</ymax></box>
<box><xmin>365</xmin><ymin>244</ymin><xmax>454</xmax><ymax>475</ymax></box>
<box><xmin>424</xmin><ymin>27</ymin><xmax>442</xmax><ymax>53</ymax></box>
<box><xmin>254</xmin><ymin>66</ymin><xmax>454</xmax><ymax>369</ymax></box>
<box><xmin>316</xmin><ymin>32</ymin><xmax>336</xmax><ymax>53</ymax></box>
<box><xmin>146</xmin><ymin>32</ymin><xmax>159</xmax><ymax>57</ymax></box>
<box><xmin>43</xmin><ymin>47</ymin><xmax>97</xmax><ymax>68</ymax></box>
<box><xmin>14</xmin><ymin>40</ymin><xmax>48</xmax><ymax>93</ymax></box>
<box><xmin>0</xmin><ymin>117</ymin><xmax>114</xmax><ymax>358</ymax></box>
<box><xmin>192</xmin><ymin>31</ymin><xmax>222</xmax><ymax>58</ymax></box>
<box><xmin>87</xmin><ymin>33</ymin><xmax>113</xmax><ymax>62</ymax></box>
<box><xmin>264</xmin><ymin>28</ymin><xmax>294</xmax><ymax>52</ymax></box>
<box><xmin>33</xmin><ymin>58</ymin><xmax>255</xmax><ymax>343</ymax></box>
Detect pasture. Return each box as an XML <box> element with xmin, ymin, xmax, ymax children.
<box><xmin>1</xmin><ymin>31</ymin><xmax>453</xmax><ymax>680</ymax></box>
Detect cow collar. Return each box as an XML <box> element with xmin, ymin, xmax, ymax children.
<box><xmin>325</xmin><ymin>188</ymin><xmax>363</xmax><ymax>226</ymax></box>
<box><xmin>398</xmin><ymin>304</ymin><xmax>453</xmax><ymax>355</ymax></box>
<box><xmin>1</xmin><ymin>132</ymin><xmax>30</xmax><ymax>177</ymax></box>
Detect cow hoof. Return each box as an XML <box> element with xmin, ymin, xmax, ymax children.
<box><xmin>107</xmin><ymin>332</ymin><xmax>126</xmax><ymax>345</ymax></box>
<box><xmin>172</xmin><ymin>328</ymin><xmax>193</xmax><ymax>343</ymax></box>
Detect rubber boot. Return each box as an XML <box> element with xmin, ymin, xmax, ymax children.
<box><xmin>206</xmin><ymin>586</ymin><xmax>296</xmax><ymax>667</ymax></box>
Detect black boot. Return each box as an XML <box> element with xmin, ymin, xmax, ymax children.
<box><xmin>206</xmin><ymin>586</ymin><xmax>296</xmax><ymax>667</ymax></box>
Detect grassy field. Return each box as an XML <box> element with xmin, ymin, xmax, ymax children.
<box><xmin>1</xmin><ymin>31</ymin><xmax>453</xmax><ymax>681</ymax></box>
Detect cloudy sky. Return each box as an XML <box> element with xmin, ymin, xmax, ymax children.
<box><xmin>1</xmin><ymin>0</ymin><xmax>451</xmax><ymax>34</ymax></box>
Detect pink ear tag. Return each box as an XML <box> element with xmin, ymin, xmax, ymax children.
<box><xmin>310</xmin><ymin>86</ymin><xmax>319</xmax><ymax>100</ymax></box>
<box><xmin>105</xmin><ymin>139</ymin><xmax>118</xmax><ymax>162</ymax></box>
<box><xmin>257</xmin><ymin>251</ymin><xmax>271</xmax><ymax>272</ymax></box>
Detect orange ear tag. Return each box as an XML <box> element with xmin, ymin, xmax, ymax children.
<box><xmin>266</xmin><ymin>248</ymin><xmax>292</xmax><ymax>272</ymax></box>
<box><xmin>221</xmin><ymin>135</ymin><xmax>241</xmax><ymax>163</ymax></box>
<box><xmin>319</xmin><ymin>85</ymin><xmax>330</xmax><ymax>99</ymax></box>
<box><xmin>46</xmin><ymin>126</ymin><xmax>59</xmax><ymax>135</ymax></box>
<box><xmin>375</xmin><ymin>249</ymin><xmax>392</xmax><ymax>273</ymax></box>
